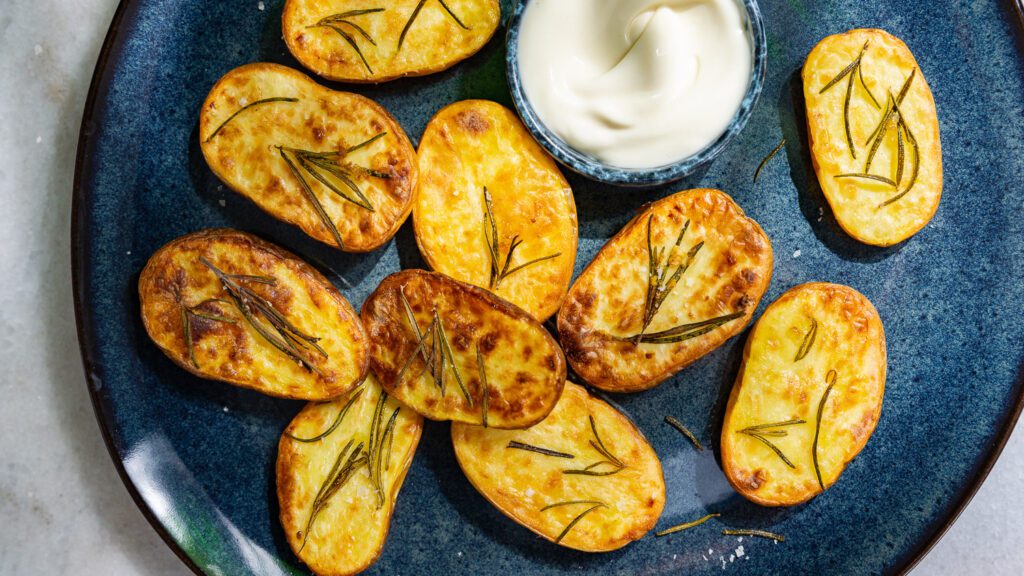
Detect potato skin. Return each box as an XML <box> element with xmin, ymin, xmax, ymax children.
<box><xmin>199</xmin><ymin>63</ymin><xmax>417</xmax><ymax>252</ymax></box>
<box><xmin>139</xmin><ymin>229</ymin><xmax>368</xmax><ymax>400</ymax></box>
<box><xmin>558</xmin><ymin>189</ymin><xmax>774</xmax><ymax>393</ymax></box>
<box><xmin>721</xmin><ymin>283</ymin><xmax>886</xmax><ymax>507</ymax></box>
<box><xmin>283</xmin><ymin>0</ymin><xmax>501</xmax><ymax>83</ymax></box>
<box><xmin>452</xmin><ymin>382</ymin><xmax>665</xmax><ymax>552</ymax></box>
<box><xmin>277</xmin><ymin>374</ymin><xmax>423</xmax><ymax>576</ymax></box>
<box><xmin>414</xmin><ymin>100</ymin><xmax>578</xmax><ymax>322</ymax></box>
<box><xmin>803</xmin><ymin>29</ymin><xmax>943</xmax><ymax>246</ymax></box>
<box><xmin>361</xmin><ymin>269</ymin><xmax>566</xmax><ymax>428</ymax></box>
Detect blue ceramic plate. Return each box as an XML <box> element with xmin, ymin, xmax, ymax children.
<box><xmin>73</xmin><ymin>1</ymin><xmax>1024</xmax><ymax>574</ymax></box>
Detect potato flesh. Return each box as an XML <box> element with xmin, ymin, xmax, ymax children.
<box><xmin>557</xmin><ymin>189</ymin><xmax>773</xmax><ymax>392</ymax></box>
<box><xmin>199</xmin><ymin>63</ymin><xmax>417</xmax><ymax>252</ymax></box>
<box><xmin>138</xmin><ymin>229</ymin><xmax>368</xmax><ymax>400</ymax></box>
<box><xmin>414</xmin><ymin>100</ymin><xmax>578</xmax><ymax>322</ymax></box>
<box><xmin>721</xmin><ymin>283</ymin><xmax>886</xmax><ymax>506</ymax></box>
<box><xmin>284</xmin><ymin>0</ymin><xmax>501</xmax><ymax>83</ymax></box>
<box><xmin>278</xmin><ymin>374</ymin><xmax>423</xmax><ymax>576</ymax></box>
<box><xmin>361</xmin><ymin>270</ymin><xmax>566</xmax><ymax>428</ymax></box>
<box><xmin>452</xmin><ymin>382</ymin><xmax>665</xmax><ymax>552</ymax></box>
<box><xmin>803</xmin><ymin>29</ymin><xmax>943</xmax><ymax>246</ymax></box>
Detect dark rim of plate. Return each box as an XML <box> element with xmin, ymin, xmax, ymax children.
<box><xmin>505</xmin><ymin>0</ymin><xmax>768</xmax><ymax>187</ymax></box>
<box><xmin>71</xmin><ymin>1</ymin><xmax>1024</xmax><ymax>575</ymax></box>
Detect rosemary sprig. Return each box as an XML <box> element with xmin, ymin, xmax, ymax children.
<box><xmin>478</xmin><ymin>344</ymin><xmax>489</xmax><ymax>428</ymax></box>
<box><xmin>564</xmin><ymin>415</ymin><xmax>627</xmax><ymax>476</ymax></box>
<box><xmin>180</xmin><ymin>298</ymin><xmax>236</xmax><ymax>368</ymax></box>
<box><xmin>200</xmin><ymin>257</ymin><xmax>327</xmax><ymax>374</ymax></box>
<box><xmin>398</xmin><ymin>0</ymin><xmax>469</xmax><ymax>52</ymax></box>
<box><xmin>753</xmin><ymin>138</ymin><xmax>786</xmax><ymax>183</ymax></box>
<box><xmin>880</xmin><ymin>97</ymin><xmax>921</xmax><ymax>207</ymax></box>
<box><xmin>279</xmin><ymin>149</ymin><xmax>345</xmax><ymax>249</ymax></box>
<box><xmin>481</xmin><ymin>187</ymin><xmax>561</xmax><ymax>290</ymax></box>
<box><xmin>655</xmin><ymin>513</ymin><xmax>720</xmax><ymax>537</ymax></box>
<box><xmin>737</xmin><ymin>419</ymin><xmax>806</xmax><ymax>469</ymax></box>
<box><xmin>205</xmin><ymin>97</ymin><xmax>298</xmax><ymax>143</ymax></box>
<box><xmin>813</xmin><ymin>370</ymin><xmax>838</xmax><ymax>491</ymax></box>
<box><xmin>794</xmin><ymin>318</ymin><xmax>818</xmax><ymax>362</ymax></box>
<box><xmin>541</xmin><ymin>501</ymin><xmax>608</xmax><ymax>544</ymax></box>
<box><xmin>286</xmin><ymin>388</ymin><xmax>364</xmax><ymax>443</ymax></box>
<box><xmin>722</xmin><ymin>529</ymin><xmax>785</xmax><ymax>542</ymax></box>
<box><xmin>665</xmin><ymin>416</ymin><xmax>703</xmax><ymax>451</ymax></box>
<box><xmin>507</xmin><ymin>441</ymin><xmax>574</xmax><ymax>459</ymax></box>
<box><xmin>309</xmin><ymin>8</ymin><xmax>384</xmax><ymax>75</ymax></box>
<box><xmin>300</xmin><ymin>439</ymin><xmax>367</xmax><ymax>552</ymax></box>
<box><xmin>395</xmin><ymin>291</ymin><xmax>473</xmax><ymax>405</ymax></box>
<box><xmin>819</xmin><ymin>41</ymin><xmax>875</xmax><ymax>159</ymax></box>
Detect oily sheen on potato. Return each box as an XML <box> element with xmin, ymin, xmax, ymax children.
<box><xmin>721</xmin><ymin>283</ymin><xmax>887</xmax><ymax>507</ymax></box>
<box><xmin>199</xmin><ymin>63</ymin><xmax>417</xmax><ymax>252</ymax></box>
<box><xmin>452</xmin><ymin>382</ymin><xmax>665</xmax><ymax>552</ymax></box>
<box><xmin>283</xmin><ymin>0</ymin><xmax>501</xmax><ymax>83</ymax></box>
<box><xmin>138</xmin><ymin>229</ymin><xmax>369</xmax><ymax>400</ymax></box>
<box><xmin>558</xmin><ymin>189</ymin><xmax>773</xmax><ymax>393</ymax></box>
<box><xmin>278</xmin><ymin>374</ymin><xmax>423</xmax><ymax>576</ymax></box>
<box><xmin>414</xmin><ymin>100</ymin><xmax>578</xmax><ymax>322</ymax></box>
<box><xmin>361</xmin><ymin>270</ymin><xmax>566</xmax><ymax>428</ymax></box>
<box><xmin>803</xmin><ymin>29</ymin><xmax>943</xmax><ymax>246</ymax></box>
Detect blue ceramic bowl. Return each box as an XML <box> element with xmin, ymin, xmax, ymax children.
<box><xmin>506</xmin><ymin>0</ymin><xmax>768</xmax><ymax>187</ymax></box>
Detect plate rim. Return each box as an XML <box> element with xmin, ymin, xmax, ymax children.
<box><xmin>70</xmin><ymin>1</ymin><xmax>1024</xmax><ymax>574</ymax></box>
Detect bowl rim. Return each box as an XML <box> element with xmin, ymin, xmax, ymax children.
<box><xmin>505</xmin><ymin>0</ymin><xmax>769</xmax><ymax>187</ymax></box>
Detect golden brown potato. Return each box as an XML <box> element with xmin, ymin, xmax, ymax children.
<box><xmin>803</xmin><ymin>29</ymin><xmax>943</xmax><ymax>246</ymax></box>
<box><xmin>558</xmin><ymin>189</ymin><xmax>773</xmax><ymax>393</ymax></box>
<box><xmin>278</xmin><ymin>373</ymin><xmax>423</xmax><ymax>576</ymax></box>
<box><xmin>414</xmin><ymin>100</ymin><xmax>578</xmax><ymax>322</ymax></box>
<box><xmin>283</xmin><ymin>0</ymin><xmax>501</xmax><ymax>83</ymax></box>
<box><xmin>452</xmin><ymin>382</ymin><xmax>665</xmax><ymax>552</ymax></box>
<box><xmin>139</xmin><ymin>229</ymin><xmax>368</xmax><ymax>400</ymax></box>
<box><xmin>721</xmin><ymin>283</ymin><xmax>886</xmax><ymax>507</ymax></box>
<box><xmin>199</xmin><ymin>63</ymin><xmax>417</xmax><ymax>252</ymax></box>
<box><xmin>361</xmin><ymin>269</ymin><xmax>565</xmax><ymax>428</ymax></box>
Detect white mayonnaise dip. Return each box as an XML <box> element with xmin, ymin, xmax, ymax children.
<box><xmin>518</xmin><ymin>0</ymin><xmax>753</xmax><ymax>169</ymax></box>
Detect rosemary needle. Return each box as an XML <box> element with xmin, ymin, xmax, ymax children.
<box><xmin>794</xmin><ymin>318</ymin><xmax>818</xmax><ymax>362</ymax></box>
<box><xmin>753</xmin><ymin>139</ymin><xmax>786</xmax><ymax>183</ymax></box>
<box><xmin>722</xmin><ymin>529</ymin><xmax>785</xmax><ymax>542</ymax></box>
<box><xmin>507</xmin><ymin>441</ymin><xmax>574</xmax><ymax>459</ymax></box>
<box><xmin>813</xmin><ymin>370</ymin><xmax>838</xmax><ymax>490</ymax></box>
<box><xmin>665</xmin><ymin>416</ymin><xmax>703</xmax><ymax>451</ymax></box>
<box><xmin>656</xmin><ymin>513</ymin><xmax>720</xmax><ymax>537</ymax></box>
<box><xmin>286</xmin><ymin>388</ymin><xmax>365</xmax><ymax>443</ymax></box>
<box><xmin>205</xmin><ymin>97</ymin><xmax>298</xmax><ymax>142</ymax></box>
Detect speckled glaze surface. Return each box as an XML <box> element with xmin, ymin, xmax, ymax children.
<box><xmin>72</xmin><ymin>1</ymin><xmax>1024</xmax><ymax>575</ymax></box>
<box><xmin>506</xmin><ymin>0</ymin><xmax>768</xmax><ymax>186</ymax></box>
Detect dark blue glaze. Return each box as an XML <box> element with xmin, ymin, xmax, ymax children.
<box><xmin>506</xmin><ymin>0</ymin><xmax>768</xmax><ymax>186</ymax></box>
<box><xmin>73</xmin><ymin>0</ymin><xmax>1024</xmax><ymax>575</ymax></box>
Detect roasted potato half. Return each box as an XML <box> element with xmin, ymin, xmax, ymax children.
<box><xmin>139</xmin><ymin>229</ymin><xmax>369</xmax><ymax>400</ymax></box>
<box><xmin>558</xmin><ymin>189</ymin><xmax>773</xmax><ymax>393</ymax></box>
<box><xmin>278</xmin><ymin>373</ymin><xmax>423</xmax><ymax>576</ymax></box>
<box><xmin>452</xmin><ymin>382</ymin><xmax>665</xmax><ymax>552</ymax></box>
<box><xmin>199</xmin><ymin>63</ymin><xmax>417</xmax><ymax>252</ymax></box>
<box><xmin>721</xmin><ymin>283</ymin><xmax>886</xmax><ymax>507</ymax></box>
<box><xmin>361</xmin><ymin>269</ymin><xmax>566</xmax><ymax>428</ymax></box>
<box><xmin>803</xmin><ymin>29</ymin><xmax>943</xmax><ymax>246</ymax></box>
<box><xmin>414</xmin><ymin>100</ymin><xmax>578</xmax><ymax>322</ymax></box>
<box><xmin>283</xmin><ymin>0</ymin><xmax>501</xmax><ymax>83</ymax></box>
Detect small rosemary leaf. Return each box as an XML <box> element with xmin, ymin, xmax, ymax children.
<box><xmin>835</xmin><ymin>173</ymin><xmax>898</xmax><ymax>186</ymax></box>
<box><xmin>665</xmin><ymin>416</ymin><xmax>703</xmax><ymax>451</ymax></box>
<box><xmin>299</xmin><ymin>154</ymin><xmax>372</xmax><ymax>210</ymax></box>
<box><xmin>436</xmin><ymin>312</ymin><xmax>471</xmax><ymax>405</ymax></box>
<box><xmin>384</xmin><ymin>407</ymin><xmax>398</xmax><ymax>472</ymax></box>
<box><xmin>336</xmin><ymin>19</ymin><xmax>376</xmax><ymax>45</ymax></box>
<box><xmin>205</xmin><ymin>97</ymin><xmax>298</xmax><ymax>142</ymax></box>
<box><xmin>881</xmin><ymin>98</ymin><xmax>921</xmax><ymax>207</ymax></box>
<box><xmin>438</xmin><ymin>0</ymin><xmax>470</xmax><ymax>29</ymax></box>
<box><xmin>507</xmin><ymin>441</ymin><xmax>575</xmax><ymax>459</ymax></box>
<box><xmin>321</xmin><ymin>24</ymin><xmax>374</xmax><ymax>74</ymax></box>
<box><xmin>589</xmin><ymin>415</ymin><xmax>624</xmax><ymax>468</ymax></box>
<box><xmin>818</xmin><ymin>41</ymin><xmax>869</xmax><ymax>95</ymax></box>
<box><xmin>397</xmin><ymin>0</ymin><xmax>428</xmax><ymax>51</ymax></box>
<box><xmin>722</xmin><ymin>529</ymin><xmax>785</xmax><ymax>542</ymax></box>
<box><xmin>655</xmin><ymin>513</ymin><xmax>720</xmax><ymax>537</ymax></box>
<box><xmin>554</xmin><ymin>504</ymin><xmax>606</xmax><ymax>544</ymax></box>
<box><xmin>813</xmin><ymin>370</ymin><xmax>838</xmax><ymax>490</ymax></box>
<box><xmin>631</xmin><ymin>311</ymin><xmax>745</xmax><ymax>345</ymax></box>
<box><xmin>794</xmin><ymin>318</ymin><xmax>818</xmax><ymax>362</ymax></box>
<box><xmin>858</xmin><ymin>61</ymin><xmax>881</xmax><ymax>109</ymax></box>
<box><xmin>393</xmin><ymin>317</ymin><xmax>438</xmax><ymax>387</ymax></box>
<box><xmin>740</xmin><ymin>419</ymin><xmax>806</xmax><ymax>432</ymax></box>
<box><xmin>347</xmin><ymin>131</ymin><xmax>387</xmax><ymax>155</ymax></box>
<box><xmin>321</xmin><ymin>8</ymin><xmax>385</xmax><ymax>21</ymax></box>
<box><xmin>896</xmin><ymin>122</ymin><xmax>906</xmax><ymax>186</ymax></box>
<box><xmin>478</xmin><ymin>345</ymin><xmax>489</xmax><ymax>428</ymax></box>
<box><xmin>286</xmin><ymin>388</ymin><xmax>364</xmax><ymax>443</ymax></box>
<box><xmin>753</xmin><ymin>138</ymin><xmax>786</xmax><ymax>183</ymax></box>
<box><xmin>182</xmin><ymin>307</ymin><xmax>196</xmax><ymax>368</ymax></box>
<box><xmin>743</xmin><ymin>432</ymin><xmax>797</xmax><ymax>469</ymax></box>
<box><xmin>843</xmin><ymin>61</ymin><xmax>857</xmax><ymax>159</ymax></box>
<box><xmin>540</xmin><ymin>500</ymin><xmax>605</xmax><ymax>512</ymax></box>
<box><xmin>501</xmin><ymin>252</ymin><xmax>561</xmax><ymax>282</ymax></box>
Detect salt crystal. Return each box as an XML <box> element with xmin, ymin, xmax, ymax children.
<box><xmin>34</xmin><ymin>44</ymin><xmax>42</xmax><ymax>55</ymax></box>
<box><xmin>222</xmin><ymin>406</ymin><xmax>229</xmax><ymax>412</ymax></box>
<box><xmin>456</xmin><ymin>551</ymin><xmax>463</xmax><ymax>558</ymax></box>
<box><xmin>35</xmin><ymin>136</ymin><xmax>42</xmax><ymax>144</ymax></box>
<box><xmin>793</xmin><ymin>249</ymin><xmax>802</xmax><ymax>258</ymax></box>
<box><xmin>219</xmin><ymin>199</ymin><xmax>226</xmax><ymax>207</ymax></box>
<box><xmin>257</xmin><ymin>1</ymin><xmax>265</xmax><ymax>10</ymax></box>
<box><xmin>126</xmin><ymin>251</ymin><xmax>132</xmax><ymax>255</ymax></box>
<box><xmin>736</xmin><ymin>545</ymin><xmax>745</xmax><ymax>558</ymax></box>
<box><xmin>729</xmin><ymin>555</ymin><xmax>735</xmax><ymax>563</ymax></box>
